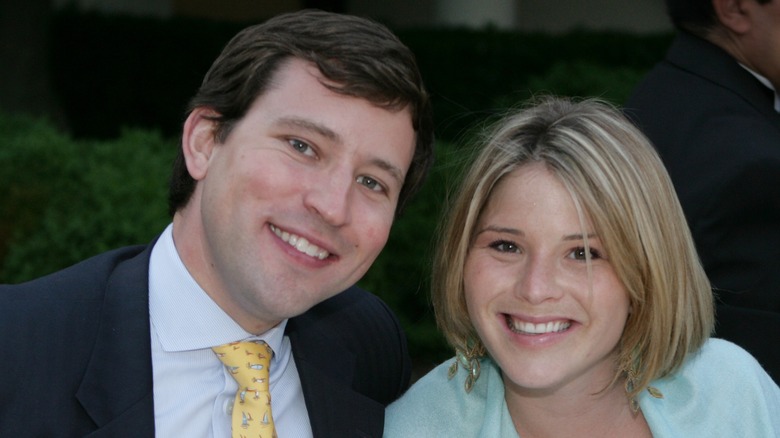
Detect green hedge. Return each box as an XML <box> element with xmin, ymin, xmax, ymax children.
<box><xmin>0</xmin><ymin>112</ymin><xmax>174</xmax><ymax>283</ymax></box>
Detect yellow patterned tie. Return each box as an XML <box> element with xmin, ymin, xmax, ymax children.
<box><xmin>213</xmin><ymin>341</ymin><xmax>277</xmax><ymax>438</ymax></box>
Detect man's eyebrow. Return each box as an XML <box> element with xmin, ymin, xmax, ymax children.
<box><xmin>371</xmin><ymin>158</ymin><xmax>405</xmax><ymax>187</ymax></box>
<box><xmin>276</xmin><ymin>116</ymin><xmax>406</xmax><ymax>187</ymax></box>
<box><xmin>275</xmin><ymin>116</ymin><xmax>342</xmax><ymax>143</ymax></box>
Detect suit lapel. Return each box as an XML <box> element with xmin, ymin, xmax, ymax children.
<box><xmin>76</xmin><ymin>244</ymin><xmax>156</xmax><ymax>437</ymax></box>
<box><xmin>669</xmin><ymin>33</ymin><xmax>780</xmax><ymax>125</ymax></box>
<box><xmin>287</xmin><ymin>315</ymin><xmax>385</xmax><ymax>438</ymax></box>
<box><xmin>71</xmin><ymin>241</ymin><xmax>386</xmax><ymax>436</ymax></box>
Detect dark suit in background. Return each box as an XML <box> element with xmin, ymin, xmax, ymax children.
<box><xmin>625</xmin><ymin>31</ymin><xmax>780</xmax><ymax>381</ymax></box>
<box><xmin>0</xmin><ymin>242</ymin><xmax>410</xmax><ymax>437</ymax></box>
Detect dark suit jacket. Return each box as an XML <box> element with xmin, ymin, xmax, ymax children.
<box><xmin>625</xmin><ymin>31</ymin><xmax>780</xmax><ymax>381</ymax></box>
<box><xmin>0</xmin><ymin>241</ymin><xmax>411</xmax><ymax>437</ymax></box>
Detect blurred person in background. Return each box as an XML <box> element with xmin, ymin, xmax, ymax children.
<box><xmin>625</xmin><ymin>0</ymin><xmax>780</xmax><ymax>382</ymax></box>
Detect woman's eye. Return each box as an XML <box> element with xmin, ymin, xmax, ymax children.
<box><xmin>489</xmin><ymin>240</ymin><xmax>518</xmax><ymax>253</ymax></box>
<box><xmin>288</xmin><ymin>138</ymin><xmax>315</xmax><ymax>157</ymax></box>
<box><xmin>570</xmin><ymin>247</ymin><xmax>601</xmax><ymax>260</ymax></box>
<box><xmin>356</xmin><ymin>175</ymin><xmax>385</xmax><ymax>193</ymax></box>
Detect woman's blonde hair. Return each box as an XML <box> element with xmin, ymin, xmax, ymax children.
<box><xmin>433</xmin><ymin>96</ymin><xmax>714</xmax><ymax>400</ymax></box>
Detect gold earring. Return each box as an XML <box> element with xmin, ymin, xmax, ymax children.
<box><xmin>624</xmin><ymin>365</ymin><xmax>641</xmax><ymax>413</ymax></box>
<box><xmin>624</xmin><ymin>361</ymin><xmax>663</xmax><ymax>413</ymax></box>
<box><xmin>448</xmin><ymin>338</ymin><xmax>485</xmax><ymax>393</ymax></box>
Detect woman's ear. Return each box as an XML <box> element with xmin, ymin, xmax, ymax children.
<box><xmin>181</xmin><ymin>107</ymin><xmax>219</xmax><ymax>181</ymax></box>
<box><xmin>712</xmin><ymin>0</ymin><xmax>752</xmax><ymax>34</ymax></box>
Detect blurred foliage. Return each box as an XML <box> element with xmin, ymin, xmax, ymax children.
<box><xmin>0</xmin><ymin>112</ymin><xmax>175</xmax><ymax>283</ymax></box>
<box><xmin>3</xmin><ymin>10</ymin><xmax>673</xmax><ymax>366</ymax></box>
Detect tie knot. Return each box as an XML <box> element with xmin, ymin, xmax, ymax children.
<box><xmin>213</xmin><ymin>341</ymin><xmax>273</xmax><ymax>390</ymax></box>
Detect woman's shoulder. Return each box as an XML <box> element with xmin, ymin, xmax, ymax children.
<box><xmin>384</xmin><ymin>357</ymin><xmax>500</xmax><ymax>437</ymax></box>
<box><xmin>685</xmin><ymin>338</ymin><xmax>770</xmax><ymax>375</ymax></box>
<box><xmin>656</xmin><ymin>338</ymin><xmax>777</xmax><ymax>397</ymax></box>
<box><xmin>640</xmin><ymin>338</ymin><xmax>780</xmax><ymax>436</ymax></box>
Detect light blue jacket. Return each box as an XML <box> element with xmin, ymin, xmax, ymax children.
<box><xmin>385</xmin><ymin>339</ymin><xmax>780</xmax><ymax>437</ymax></box>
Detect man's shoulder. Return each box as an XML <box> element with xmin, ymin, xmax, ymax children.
<box><xmin>288</xmin><ymin>285</ymin><xmax>411</xmax><ymax>403</ymax></box>
<box><xmin>294</xmin><ymin>285</ymin><xmax>399</xmax><ymax>330</ymax></box>
<box><xmin>0</xmin><ymin>244</ymin><xmax>149</xmax><ymax>298</ymax></box>
<box><xmin>288</xmin><ymin>285</ymin><xmax>406</xmax><ymax>358</ymax></box>
<box><xmin>627</xmin><ymin>32</ymin><xmax>769</xmax><ymax>119</ymax></box>
<box><xmin>0</xmin><ymin>243</ymin><xmax>156</xmax><ymax>438</ymax></box>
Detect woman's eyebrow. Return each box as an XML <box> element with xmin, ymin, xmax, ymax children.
<box><xmin>476</xmin><ymin>225</ymin><xmax>523</xmax><ymax>236</ymax></box>
<box><xmin>562</xmin><ymin>233</ymin><xmax>597</xmax><ymax>241</ymax></box>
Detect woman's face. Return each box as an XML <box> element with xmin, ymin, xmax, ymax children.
<box><xmin>464</xmin><ymin>163</ymin><xmax>630</xmax><ymax>400</ymax></box>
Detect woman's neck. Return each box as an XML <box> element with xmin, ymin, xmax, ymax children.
<box><xmin>504</xmin><ymin>377</ymin><xmax>652</xmax><ymax>438</ymax></box>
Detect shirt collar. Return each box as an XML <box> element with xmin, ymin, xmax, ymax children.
<box><xmin>739</xmin><ymin>63</ymin><xmax>780</xmax><ymax>113</ymax></box>
<box><xmin>149</xmin><ymin>223</ymin><xmax>288</xmax><ymax>357</ymax></box>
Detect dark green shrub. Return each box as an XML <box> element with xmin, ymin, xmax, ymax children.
<box><xmin>0</xmin><ymin>113</ymin><xmax>74</xmax><ymax>275</ymax></box>
<box><xmin>0</xmin><ymin>114</ymin><xmax>174</xmax><ymax>283</ymax></box>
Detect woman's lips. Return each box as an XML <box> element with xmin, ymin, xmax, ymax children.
<box><xmin>504</xmin><ymin>315</ymin><xmax>572</xmax><ymax>335</ymax></box>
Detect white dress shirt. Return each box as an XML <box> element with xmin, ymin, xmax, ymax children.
<box><xmin>149</xmin><ymin>224</ymin><xmax>313</xmax><ymax>437</ymax></box>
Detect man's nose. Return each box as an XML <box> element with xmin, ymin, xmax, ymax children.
<box><xmin>303</xmin><ymin>166</ymin><xmax>352</xmax><ymax>227</ymax></box>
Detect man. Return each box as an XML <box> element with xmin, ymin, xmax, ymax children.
<box><xmin>0</xmin><ymin>9</ymin><xmax>433</xmax><ymax>437</ymax></box>
<box><xmin>625</xmin><ymin>0</ymin><xmax>780</xmax><ymax>381</ymax></box>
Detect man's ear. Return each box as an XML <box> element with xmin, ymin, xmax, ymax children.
<box><xmin>712</xmin><ymin>0</ymin><xmax>752</xmax><ymax>34</ymax></box>
<box><xmin>182</xmin><ymin>107</ymin><xmax>219</xmax><ymax>181</ymax></box>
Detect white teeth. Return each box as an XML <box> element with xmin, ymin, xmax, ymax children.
<box><xmin>270</xmin><ymin>225</ymin><xmax>330</xmax><ymax>260</ymax></box>
<box><xmin>506</xmin><ymin>316</ymin><xmax>571</xmax><ymax>335</ymax></box>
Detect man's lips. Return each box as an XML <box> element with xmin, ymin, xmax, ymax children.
<box><xmin>270</xmin><ymin>224</ymin><xmax>330</xmax><ymax>260</ymax></box>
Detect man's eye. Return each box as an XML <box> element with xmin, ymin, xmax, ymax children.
<box><xmin>288</xmin><ymin>138</ymin><xmax>315</xmax><ymax>157</ymax></box>
<box><xmin>356</xmin><ymin>175</ymin><xmax>384</xmax><ymax>193</ymax></box>
<box><xmin>489</xmin><ymin>240</ymin><xmax>518</xmax><ymax>253</ymax></box>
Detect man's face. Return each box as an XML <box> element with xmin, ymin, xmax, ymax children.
<box><xmin>176</xmin><ymin>58</ymin><xmax>416</xmax><ymax>333</ymax></box>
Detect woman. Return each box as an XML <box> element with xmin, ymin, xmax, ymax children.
<box><xmin>385</xmin><ymin>97</ymin><xmax>780</xmax><ymax>437</ymax></box>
